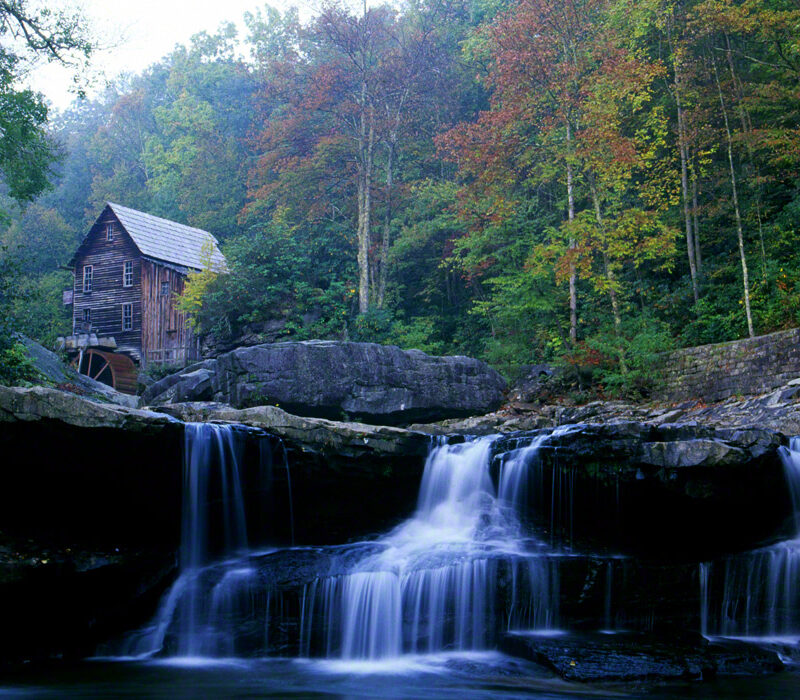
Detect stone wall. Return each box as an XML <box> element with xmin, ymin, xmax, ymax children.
<box><xmin>655</xmin><ymin>328</ymin><xmax>800</xmax><ymax>403</ymax></box>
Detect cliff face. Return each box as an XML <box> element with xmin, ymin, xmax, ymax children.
<box><xmin>0</xmin><ymin>387</ymin><xmax>429</xmax><ymax>664</ymax></box>
<box><xmin>1</xmin><ymin>385</ymin><xmax>793</xmax><ymax>559</ymax></box>
<box><xmin>0</xmin><ymin>384</ymin><xmax>794</xmax><ymax>668</ymax></box>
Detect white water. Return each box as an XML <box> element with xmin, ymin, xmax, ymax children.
<box><xmin>699</xmin><ymin>561</ymin><xmax>709</xmax><ymax>637</ymax></box>
<box><xmin>498</xmin><ymin>434</ymin><xmax>550</xmax><ymax>513</ymax></box>
<box><xmin>113</xmin><ymin>424</ymin><xmax>800</xmax><ymax>664</ymax></box>
<box><xmin>301</xmin><ymin>435</ymin><xmax>561</xmax><ymax>659</ymax></box>
<box><xmin>700</xmin><ymin>437</ymin><xmax>800</xmax><ymax>637</ymax></box>
<box><xmin>120</xmin><ymin>424</ymin><xmax>284</xmax><ymax>658</ymax></box>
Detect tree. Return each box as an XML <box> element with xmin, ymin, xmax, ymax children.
<box><xmin>0</xmin><ymin>0</ymin><xmax>93</xmax><ymax>373</ymax></box>
<box><xmin>248</xmin><ymin>1</ymin><xmax>459</xmax><ymax>315</ymax></box>
<box><xmin>441</xmin><ymin>0</ymin><xmax>678</xmax><ymax>379</ymax></box>
<box><xmin>441</xmin><ymin>0</ymin><xmax>614</xmax><ymax>346</ymax></box>
<box><xmin>143</xmin><ymin>27</ymin><xmax>255</xmax><ymax>238</ymax></box>
<box><xmin>0</xmin><ymin>0</ymin><xmax>92</xmax><ymax>212</ymax></box>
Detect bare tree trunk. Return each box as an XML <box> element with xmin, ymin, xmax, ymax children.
<box><xmin>590</xmin><ymin>180</ymin><xmax>627</xmax><ymax>375</ymax></box>
<box><xmin>724</xmin><ymin>33</ymin><xmax>768</xmax><ymax>282</ymax></box>
<box><xmin>691</xmin><ymin>170</ymin><xmax>702</xmax><ymax>276</ymax></box>
<box><xmin>670</xmin><ymin>26</ymin><xmax>699</xmax><ymax>305</ymax></box>
<box><xmin>377</xmin><ymin>141</ymin><xmax>393</xmax><ymax>309</ymax></box>
<box><xmin>364</xmin><ymin>102</ymin><xmax>375</xmax><ymax>307</ymax></box>
<box><xmin>713</xmin><ymin>54</ymin><xmax>755</xmax><ymax>338</ymax></box>
<box><xmin>357</xmin><ymin>174</ymin><xmax>369</xmax><ymax>314</ymax></box>
<box><xmin>377</xmin><ymin>91</ymin><xmax>406</xmax><ymax>309</ymax></box>
<box><xmin>356</xmin><ymin>82</ymin><xmax>371</xmax><ymax>315</ymax></box>
<box><xmin>566</xmin><ymin>121</ymin><xmax>578</xmax><ymax>345</ymax></box>
<box><xmin>560</xmin><ymin>28</ymin><xmax>579</xmax><ymax>346</ymax></box>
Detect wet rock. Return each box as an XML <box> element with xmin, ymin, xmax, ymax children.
<box><xmin>0</xmin><ymin>385</ymin><xmax>178</xmax><ymax>434</ymax></box>
<box><xmin>428</xmin><ymin>377</ymin><xmax>800</xmax><ymax>438</ymax></box>
<box><xmin>157</xmin><ymin>401</ymin><xmax>432</xmax><ymax>458</ymax></box>
<box><xmin>143</xmin><ymin>340</ymin><xmax>507</xmax><ymax>425</ymax></box>
<box><xmin>708</xmin><ymin>637</ymin><xmax>789</xmax><ymax>676</ymax></box>
<box><xmin>489</xmin><ymin>424</ymin><xmax>791</xmax><ymax>556</ymax></box>
<box><xmin>16</xmin><ymin>335</ymin><xmax>139</xmax><ymax>408</ymax></box>
<box><xmin>492</xmin><ymin>422</ymin><xmax>784</xmax><ymax>471</ymax></box>
<box><xmin>0</xmin><ymin>548</ymin><xmax>175</xmax><ymax>665</ymax></box>
<box><xmin>638</xmin><ymin>439</ymin><xmax>749</xmax><ymax>468</ymax></box>
<box><xmin>500</xmin><ymin>630</ymin><xmax>783</xmax><ymax>682</ymax></box>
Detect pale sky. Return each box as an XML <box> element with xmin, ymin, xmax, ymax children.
<box><xmin>26</xmin><ymin>0</ymin><xmax>313</xmax><ymax>112</ymax></box>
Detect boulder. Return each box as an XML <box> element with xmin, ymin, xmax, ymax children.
<box><xmin>16</xmin><ymin>335</ymin><xmax>139</xmax><ymax>408</ymax></box>
<box><xmin>143</xmin><ymin>340</ymin><xmax>508</xmax><ymax>424</ymax></box>
<box><xmin>0</xmin><ymin>385</ymin><xmax>177</xmax><ymax>434</ymax></box>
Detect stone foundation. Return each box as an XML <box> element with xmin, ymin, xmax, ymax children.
<box><xmin>655</xmin><ymin>328</ymin><xmax>800</xmax><ymax>403</ymax></box>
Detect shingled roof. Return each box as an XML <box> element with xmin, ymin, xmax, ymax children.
<box><xmin>104</xmin><ymin>202</ymin><xmax>227</xmax><ymax>271</ymax></box>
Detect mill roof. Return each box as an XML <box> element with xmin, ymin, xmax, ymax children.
<box><xmin>107</xmin><ymin>203</ymin><xmax>227</xmax><ymax>271</ymax></box>
<box><xmin>70</xmin><ymin>203</ymin><xmax>227</xmax><ymax>272</ymax></box>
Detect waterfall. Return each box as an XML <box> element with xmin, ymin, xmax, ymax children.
<box><xmin>603</xmin><ymin>560</ymin><xmax>614</xmax><ymax>632</ymax></box>
<box><xmin>700</xmin><ymin>437</ymin><xmax>800</xmax><ymax>638</ymax></box>
<box><xmin>783</xmin><ymin>437</ymin><xmax>800</xmax><ymax>532</ymax></box>
<box><xmin>301</xmin><ymin>435</ymin><xmax>560</xmax><ymax>660</ymax></box>
<box><xmin>120</xmin><ymin>423</ymin><xmax>287</xmax><ymax>658</ymax></box>
<box><xmin>496</xmin><ymin>427</ymin><xmax>578</xmax><ymax>548</ymax></box>
<box><xmin>506</xmin><ymin>557</ymin><xmax>559</xmax><ymax>632</ymax></box>
<box><xmin>699</xmin><ymin>561</ymin><xmax>709</xmax><ymax>637</ymax></box>
<box><xmin>498</xmin><ymin>434</ymin><xmax>549</xmax><ymax>512</ymax></box>
<box><xmin>105</xmin><ymin>419</ymin><xmax>800</xmax><ymax>664</ymax></box>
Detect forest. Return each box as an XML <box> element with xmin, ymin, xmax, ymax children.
<box><xmin>1</xmin><ymin>0</ymin><xmax>799</xmax><ymax>396</ymax></box>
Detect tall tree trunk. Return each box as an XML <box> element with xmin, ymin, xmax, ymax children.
<box><xmin>356</xmin><ymin>82</ymin><xmax>371</xmax><ymax>315</ymax></box>
<box><xmin>724</xmin><ymin>33</ymin><xmax>768</xmax><ymax>282</ymax></box>
<box><xmin>377</xmin><ymin>91</ymin><xmax>406</xmax><ymax>309</ymax></box>
<box><xmin>357</xmin><ymin>173</ymin><xmax>369</xmax><ymax>314</ymax></box>
<box><xmin>377</xmin><ymin>141</ymin><xmax>393</xmax><ymax>309</ymax></box>
<box><xmin>713</xmin><ymin>54</ymin><xmax>755</xmax><ymax>338</ymax></box>
<box><xmin>590</xmin><ymin>179</ymin><xmax>627</xmax><ymax>375</ymax></box>
<box><xmin>566</xmin><ymin>121</ymin><xmax>578</xmax><ymax>345</ymax></box>
<box><xmin>691</xmin><ymin>169</ymin><xmax>702</xmax><ymax>276</ymax></box>
<box><xmin>670</xmin><ymin>24</ymin><xmax>699</xmax><ymax>305</ymax></box>
<box><xmin>560</xmin><ymin>27</ymin><xmax>579</xmax><ymax>346</ymax></box>
<box><xmin>364</xmin><ymin>102</ymin><xmax>375</xmax><ymax>307</ymax></box>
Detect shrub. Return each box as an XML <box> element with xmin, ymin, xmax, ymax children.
<box><xmin>144</xmin><ymin>362</ymin><xmax>184</xmax><ymax>382</ymax></box>
<box><xmin>0</xmin><ymin>341</ymin><xmax>40</xmax><ymax>386</ymax></box>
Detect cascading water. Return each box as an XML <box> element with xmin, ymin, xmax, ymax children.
<box><xmin>299</xmin><ymin>435</ymin><xmax>561</xmax><ymax>659</ymax></box>
<box><xmin>108</xmin><ymin>418</ymin><xmax>800</xmax><ymax>671</ymax></box>
<box><xmin>120</xmin><ymin>423</ymin><xmax>289</xmax><ymax>658</ymax></box>
<box><xmin>119</xmin><ymin>422</ymin><xmax>750</xmax><ymax>664</ymax></box>
<box><xmin>700</xmin><ymin>437</ymin><xmax>800</xmax><ymax>639</ymax></box>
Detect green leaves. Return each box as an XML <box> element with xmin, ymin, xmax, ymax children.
<box><xmin>0</xmin><ymin>52</ymin><xmax>54</xmax><ymax>204</ymax></box>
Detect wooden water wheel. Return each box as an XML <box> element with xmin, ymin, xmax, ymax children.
<box><xmin>78</xmin><ymin>349</ymin><xmax>138</xmax><ymax>394</ymax></box>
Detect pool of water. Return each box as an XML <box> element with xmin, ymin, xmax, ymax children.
<box><xmin>1</xmin><ymin>652</ymin><xmax>798</xmax><ymax>700</ymax></box>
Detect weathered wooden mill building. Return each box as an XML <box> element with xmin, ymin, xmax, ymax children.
<box><xmin>61</xmin><ymin>202</ymin><xmax>226</xmax><ymax>393</ymax></box>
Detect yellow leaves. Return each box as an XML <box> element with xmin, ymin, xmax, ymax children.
<box><xmin>174</xmin><ymin>240</ymin><xmax>223</xmax><ymax>331</ymax></box>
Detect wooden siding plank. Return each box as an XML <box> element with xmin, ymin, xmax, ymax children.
<box><xmin>72</xmin><ymin>215</ymin><xmax>143</xmax><ymax>361</ymax></box>
<box><xmin>141</xmin><ymin>259</ymin><xmax>196</xmax><ymax>365</ymax></box>
<box><xmin>72</xmin><ymin>211</ymin><xmax>198</xmax><ymax>367</ymax></box>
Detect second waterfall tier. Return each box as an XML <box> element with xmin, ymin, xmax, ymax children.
<box><xmin>117</xmin><ymin>423</ymin><xmax>800</xmax><ymax>661</ymax></box>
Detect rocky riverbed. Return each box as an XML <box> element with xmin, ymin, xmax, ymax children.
<box><xmin>5</xmin><ymin>334</ymin><xmax>800</xmax><ymax>686</ymax></box>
